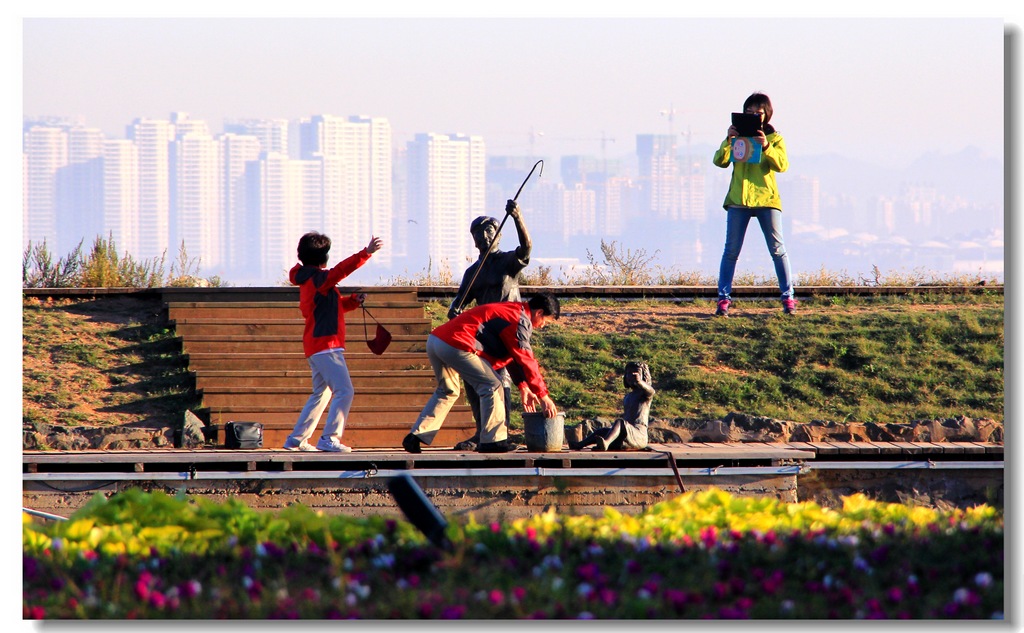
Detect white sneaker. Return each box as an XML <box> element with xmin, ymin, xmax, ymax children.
<box><xmin>315</xmin><ymin>437</ymin><xmax>352</xmax><ymax>453</ymax></box>
<box><xmin>284</xmin><ymin>441</ymin><xmax>318</xmax><ymax>452</ymax></box>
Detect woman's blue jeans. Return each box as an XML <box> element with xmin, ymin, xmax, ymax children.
<box><xmin>717</xmin><ymin>206</ymin><xmax>794</xmax><ymax>301</ymax></box>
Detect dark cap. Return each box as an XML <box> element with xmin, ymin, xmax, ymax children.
<box><xmin>470</xmin><ymin>216</ymin><xmax>499</xmax><ymax>234</ymax></box>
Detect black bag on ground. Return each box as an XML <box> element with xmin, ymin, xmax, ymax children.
<box><xmin>225</xmin><ymin>422</ymin><xmax>263</xmax><ymax>449</ymax></box>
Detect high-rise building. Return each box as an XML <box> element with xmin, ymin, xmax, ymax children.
<box><xmin>254</xmin><ymin>152</ymin><xmax>317</xmax><ymax>282</ymax></box>
<box><xmin>224</xmin><ymin>118</ymin><xmax>290</xmax><ymax>156</ymax></box>
<box><xmin>23</xmin><ymin>126</ymin><xmax>67</xmax><ymax>250</ymax></box>
<box><xmin>679</xmin><ymin>171</ymin><xmax>706</xmax><ymax>223</ymax></box>
<box><xmin>636</xmin><ymin>134</ymin><xmax>681</xmax><ymax>220</ymax></box>
<box><xmin>562</xmin><ymin>184</ymin><xmax>597</xmax><ymax>239</ymax></box>
<box><xmin>783</xmin><ymin>174</ymin><xmax>821</xmax><ymax>225</ymax></box>
<box><xmin>57</xmin><ymin>127</ymin><xmax>106</xmax><ymax>254</ymax></box>
<box><xmin>127</xmin><ymin>118</ymin><xmax>174</xmax><ymax>261</ymax></box>
<box><xmin>406</xmin><ymin>133</ymin><xmax>486</xmax><ymax>276</ymax></box>
<box><xmin>171</xmin><ymin>121</ymin><xmax>222</xmax><ymax>272</ymax></box>
<box><xmin>220</xmin><ymin>133</ymin><xmax>263</xmax><ymax>277</ymax></box>
<box><xmin>299</xmin><ymin>115</ymin><xmax>393</xmax><ymax>267</ymax></box>
<box><xmin>102</xmin><ymin>139</ymin><xmax>139</xmax><ymax>255</ymax></box>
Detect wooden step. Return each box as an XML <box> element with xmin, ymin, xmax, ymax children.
<box><xmin>199</xmin><ymin>386</ymin><xmax>439</xmax><ymax>408</ymax></box>
<box><xmin>167</xmin><ymin>301</ymin><xmax>429</xmax><ymax>320</ymax></box>
<box><xmin>205</xmin><ymin>405</ymin><xmax>473</xmax><ymax>426</ymax></box>
<box><xmin>205</xmin><ymin>405</ymin><xmax>476</xmax><ymax>449</ymax></box>
<box><xmin>161</xmin><ymin>287</ymin><xmax>420</xmax><ymax>304</ymax></box>
<box><xmin>193</xmin><ymin>370</ymin><xmax>436</xmax><ymax>390</ymax></box>
<box><xmin>179</xmin><ymin>335</ymin><xmax>427</xmax><ymax>354</ymax></box>
<box><xmin>184</xmin><ymin>352</ymin><xmax>432</xmax><ymax>371</ymax></box>
<box><xmin>172</xmin><ymin>319</ymin><xmax>431</xmax><ymax>337</ymax></box>
<box><xmin>210</xmin><ymin>424</ymin><xmax>474</xmax><ymax>450</ymax></box>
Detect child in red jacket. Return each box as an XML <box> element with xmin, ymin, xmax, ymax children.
<box><xmin>283</xmin><ymin>232</ymin><xmax>383</xmax><ymax>452</ymax></box>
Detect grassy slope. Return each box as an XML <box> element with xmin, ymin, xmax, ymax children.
<box><xmin>22</xmin><ymin>296</ymin><xmax>200</xmax><ymax>429</ymax></box>
<box><xmin>529</xmin><ymin>295</ymin><xmax>1004</xmax><ymax>425</ymax></box>
<box><xmin>21</xmin><ymin>293</ymin><xmax>1003</xmax><ymax>434</ymax></box>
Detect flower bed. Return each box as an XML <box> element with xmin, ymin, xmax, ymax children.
<box><xmin>23</xmin><ymin>487</ymin><xmax>1003</xmax><ymax>619</ymax></box>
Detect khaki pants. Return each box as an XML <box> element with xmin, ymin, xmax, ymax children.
<box><xmin>410</xmin><ymin>335</ymin><xmax>507</xmax><ymax>445</ymax></box>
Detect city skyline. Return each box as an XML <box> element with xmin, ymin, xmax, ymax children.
<box><xmin>21</xmin><ymin>107</ymin><xmax>1004</xmax><ymax>288</ymax></box>
<box><xmin>12</xmin><ymin>12</ymin><xmax>1016</xmax><ymax>288</ymax></box>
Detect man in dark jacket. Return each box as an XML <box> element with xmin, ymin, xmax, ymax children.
<box><xmin>448</xmin><ymin>199</ymin><xmax>533</xmax><ymax>450</ymax></box>
<box><xmin>402</xmin><ymin>294</ymin><xmax>559</xmax><ymax>454</ymax></box>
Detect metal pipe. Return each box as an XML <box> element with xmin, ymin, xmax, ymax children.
<box><xmin>23</xmin><ymin>507</ymin><xmax>68</xmax><ymax>521</ymax></box>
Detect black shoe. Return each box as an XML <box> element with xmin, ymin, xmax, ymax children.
<box><xmin>454</xmin><ymin>434</ymin><xmax>480</xmax><ymax>451</ymax></box>
<box><xmin>402</xmin><ymin>433</ymin><xmax>423</xmax><ymax>454</ymax></box>
<box><xmin>477</xmin><ymin>440</ymin><xmax>518</xmax><ymax>453</ymax></box>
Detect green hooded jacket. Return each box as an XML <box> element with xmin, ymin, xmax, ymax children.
<box><xmin>712</xmin><ymin>131</ymin><xmax>788</xmax><ymax>211</ymax></box>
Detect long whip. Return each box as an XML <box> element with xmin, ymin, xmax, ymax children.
<box><xmin>451</xmin><ymin>159</ymin><xmax>544</xmax><ymax>314</ymax></box>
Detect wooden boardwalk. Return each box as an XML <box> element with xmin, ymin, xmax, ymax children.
<box><xmin>23</xmin><ymin>441</ymin><xmax>1002</xmax><ymax>475</ymax></box>
<box><xmin>23</xmin><ymin>441</ymin><xmax>1003</xmax><ymax>520</ymax></box>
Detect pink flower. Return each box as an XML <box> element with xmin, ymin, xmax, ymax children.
<box><xmin>665</xmin><ymin>589</ymin><xmax>689</xmax><ymax>610</ymax></box>
<box><xmin>440</xmin><ymin>605</ymin><xmax>466</xmax><ymax>619</ymax></box>
<box><xmin>182</xmin><ymin>580</ymin><xmax>202</xmax><ymax>598</ymax></box>
<box><xmin>512</xmin><ymin>587</ymin><xmax>527</xmax><ymax>601</ymax></box>
<box><xmin>488</xmin><ymin>589</ymin><xmax>504</xmax><ymax>606</ymax></box>
<box><xmin>490</xmin><ymin>522</ymin><xmax>501</xmax><ymax>533</ymax></box>
<box><xmin>886</xmin><ymin>587</ymin><xmax>904</xmax><ymax>603</ymax></box>
<box><xmin>761</xmin><ymin>570</ymin><xmax>784</xmax><ymax>594</ymax></box>
<box><xmin>577</xmin><ymin>562</ymin><xmax>599</xmax><ymax>582</ymax></box>
<box><xmin>700</xmin><ymin>526</ymin><xmax>718</xmax><ymax>547</ymax></box>
<box><xmin>148</xmin><ymin>591</ymin><xmax>167</xmax><ymax>610</ymax></box>
<box><xmin>713</xmin><ymin>581</ymin><xmax>729</xmax><ymax>599</ymax></box>
<box><xmin>525</xmin><ymin>527</ymin><xmax>538</xmax><ymax>541</ymax></box>
<box><xmin>134</xmin><ymin>579</ymin><xmax>150</xmax><ymax>601</ymax></box>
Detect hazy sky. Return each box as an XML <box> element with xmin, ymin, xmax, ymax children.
<box><xmin>20</xmin><ymin>14</ymin><xmax>1008</xmax><ymax>169</ymax></box>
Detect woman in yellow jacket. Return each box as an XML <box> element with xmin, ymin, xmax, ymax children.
<box><xmin>712</xmin><ymin>92</ymin><xmax>795</xmax><ymax>316</ymax></box>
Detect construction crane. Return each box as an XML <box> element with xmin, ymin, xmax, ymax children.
<box><xmin>528</xmin><ymin>127</ymin><xmax>544</xmax><ymax>160</ymax></box>
<box><xmin>659</xmin><ymin>103</ymin><xmax>680</xmax><ymax>137</ymax></box>
<box><xmin>552</xmin><ymin>132</ymin><xmax>617</xmax><ymax>170</ymax></box>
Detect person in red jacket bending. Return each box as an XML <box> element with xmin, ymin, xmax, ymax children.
<box><xmin>402</xmin><ymin>294</ymin><xmax>560</xmax><ymax>454</ymax></box>
<box><xmin>283</xmin><ymin>232</ymin><xmax>384</xmax><ymax>452</ymax></box>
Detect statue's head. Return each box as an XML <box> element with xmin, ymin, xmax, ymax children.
<box><xmin>470</xmin><ymin>216</ymin><xmax>500</xmax><ymax>252</ymax></box>
<box><xmin>624</xmin><ymin>361</ymin><xmax>650</xmax><ymax>388</ymax></box>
